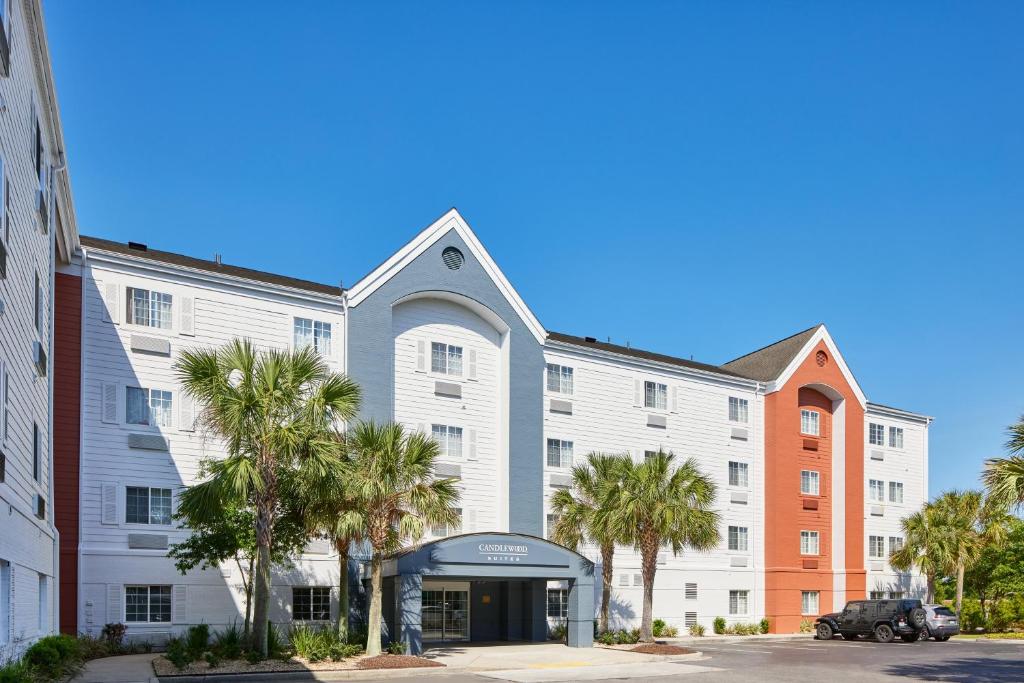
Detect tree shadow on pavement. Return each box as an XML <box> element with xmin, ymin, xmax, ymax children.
<box><xmin>888</xmin><ymin>657</ymin><xmax>1024</xmax><ymax>682</ymax></box>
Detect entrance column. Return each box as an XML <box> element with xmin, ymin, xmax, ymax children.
<box><xmin>397</xmin><ymin>573</ymin><xmax>423</xmax><ymax>655</ymax></box>
<box><xmin>566</xmin><ymin>576</ymin><xmax>594</xmax><ymax>647</ymax></box>
<box><xmin>529</xmin><ymin>579</ymin><xmax>548</xmax><ymax>642</ymax></box>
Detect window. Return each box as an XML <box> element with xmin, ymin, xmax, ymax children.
<box><xmin>728</xmin><ymin>461</ymin><xmax>749</xmax><ymax>487</ymax></box>
<box><xmin>32</xmin><ymin>423</ymin><xmax>39</xmax><ymax>482</ymax></box>
<box><xmin>126</xmin><ymin>287</ymin><xmax>172</xmax><ymax>329</ymax></box>
<box><xmin>546</xmin><ymin>364</ymin><xmax>573</xmax><ymax>394</ymax></box>
<box><xmin>546</xmin><ymin>513</ymin><xmax>561</xmax><ymax>540</ymax></box>
<box><xmin>430</xmin><ymin>342</ymin><xmax>463</xmax><ymax>376</ymax></box>
<box><xmin>729</xmin><ymin>590</ymin><xmax>748</xmax><ymax>615</ymax></box>
<box><xmin>800</xmin><ymin>530</ymin><xmax>819</xmax><ymax>555</ymax></box>
<box><xmin>633</xmin><ymin>574</ymin><xmax>642</xmax><ymax>586</ymax></box>
<box><xmin>643</xmin><ymin>450</ymin><xmax>658</xmax><ymax>461</ymax></box>
<box><xmin>37</xmin><ymin>574</ymin><xmax>47</xmax><ymax>633</ymax></box>
<box><xmin>869</xmin><ymin>591</ymin><xmax>885</xmax><ymax>600</ymax></box>
<box><xmin>889</xmin><ymin>427</ymin><xmax>904</xmax><ymax>449</ymax></box>
<box><xmin>728</xmin><ymin>397</ymin><xmax>748</xmax><ymax>423</ymax></box>
<box><xmin>124</xmin><ymin>585</ymin><xmax>171</xmax><ymax>623</ymax></box>
<box><xmin>431</xmin><ymin>508</ymin><xmax>462</xmax><ymax>537</ymax></box>
<box><xmin>0</xmin><ymin>560</ymin><xmax>8</xmax><ymax>646</ymax></box>
<box><xmin>869</xmin><ymin>479</ymin><xmax>885</xmax><ymax>502</ymax></box>
<box><xmin>869</xmin><ymin>535</ymin><xmax>885</xmax><ymax>559</ymax></box>
<box><xmin>889</xmin><ymin>536</ymin><xmax>904</xmax><ymax>554</ymax></box>
<box><xmin>644</xmin><ymin>381</ymin><xmax>667</xmax><ymax>410</ymax></box>
<box><xmin>126</xmin><ymin>387</ymin><xmax>173</xmax><ymax>427</ymax></box>
<box><xmin>547</xmin><ymin>589</ymin><xmax>568</xmax><ymax>620</ymax></box>
<box><xmin>869</xmin><ymin>423</ymin><xmax>885</xmax><ymax>446</ymax></box>
<box><xmin>801</xmin><ymin>591</ymin><xmax>819</xmax><ymax>615</ymax></box>
<box><xmin>684</xmin><ymin>583</ymin><xmax>698</xmax><ymax>600</ymax></box>
<box><xmin>728</xmin><ymin>526</ymin><xmax>748</xmax><ymax>552</ymax></box>
<box><xmin>618</xmin><ymin>574</ymin><xmax>629</xmax><ymax>587</ymax></box>
<box><xmin>34</xmin><ymin>272</ymin><xmax>41</xmax><ymax>332</ymax></box>
<box><xmin>800</xmin><ymin>470</ymin><xmax>820</xmax><ymax>496</ymax></box>
<box><xmin>800</xmin><ymin>409</ymin><xmax>820</xmax><ymax>436</ymax></box>
<box><xmin>292</xmin><ymin>587</ymin><xmax>331</xmax><ymax>621</ymax></box>
<box><xmin>293</xmin><ymin>318</ymin><xmax>332</xmax><ymax>356</ymax></box>
<box><xmin>546</xmin><ymin>439</ymin><xmax>573</xmax><ymax>468</ymax></box>
<box><xmin>126</xmin><ymin>487</ymin><xmax>172</xmax><ymax>525</ymax></box>
<box><xmin>888</xmin><ymin>481</ymin><xmax>904</xmax><ymax>504</ymax></box>
<box><xmin>431</xmin><ymin>425</ymin><xmax>463</xmax><ymax>458</ymax></box>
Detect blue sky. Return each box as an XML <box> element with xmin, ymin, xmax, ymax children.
<box><xmin>46</xmin><ymin>2</ymin><xmax>1022</xmax><ymax>496</ymax></box>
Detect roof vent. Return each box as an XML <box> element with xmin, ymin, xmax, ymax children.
<box><xmin>584</xmin><ymin>336</ymin><xmax>597</xmax><ymax>343</ymax></box>
<box><xmin>127</xmin><ymin>241</ymin><xmax>147</xmax><ymax>252</ymax></box>
<box><xmin>816</xmin><ymin>350</ymin><xmax>828</xmax><ymax>367</ymax></box>
<box><xmin>441</xmin><ymin>246</ymin><xmax>464</xmax><ymax>270</ymax></box>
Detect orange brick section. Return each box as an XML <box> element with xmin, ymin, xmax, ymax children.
<box><xmin>764</xmin><ymin>340</ymin><xmax>864</xmax><ymax>632</ymax></box>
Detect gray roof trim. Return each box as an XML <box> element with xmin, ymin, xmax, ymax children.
<box><xmin>866</xmin><ymin>402</ymin><xmax>933</xmax><ymax>424</ymax></box>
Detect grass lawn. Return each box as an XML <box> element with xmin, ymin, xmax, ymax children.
<box><xmin>953</xmin><ymin>633</ymin><xmax>1024</xmax><ymax>640</ymax></box>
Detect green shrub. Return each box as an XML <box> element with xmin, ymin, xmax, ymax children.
<box><xmin>760</xmin><ymin>618</ymin><xmax>770</xmax><ymax>634</ymax></box>
<box><xmin>212</xmin><ymin>622</ymin><xmax>243</xmax><ymax>659</ymax></box>
<box><xmin>961</xmin><ymin>599</ymin><xmax>985</xmax><ymax>632</ymax></box>
<box><xmin>75</xmin><ymin>633</ymin><xmax>111</xmax><ymax>661</ymax></box>
<box><xmin>597</xmin><ymin>631</ymin><xmax>617</xmax><ymax>645</ymax></box>
<box><xmin>101</xmin><ymin>623</ymin><xmax>126</xmax><ymax>651</ymax></box>
<box><xmin>245</xmin><ymin>649</ymin><xmax>262</xmax><ymax>664</ymax></box>
<box><xmin>688</xmin><ymin>623</ymin><xmax>705</xmax><ymax>637</ymax></box>
<box><xmin>799</xmin><ymin>619</ymin><xmax>814</xmax><ymax>633</ymax></box>
<box><xmin>713</xmin><ymin>616</ymin><xmax>726</xmax><ymax>634</ymax></box>
<box><xmin>166</xmin><ymin>637</ymin><xmax>191</xmax><ymax>670</ymax></box>
<box><xmin>652</xmin><ymin>619</ymin><xmax>666</xmax><ymax>637</ymax></box>
<box><xmin>387</xmin><ymin>640</ymin><xmax>407</xmax><ymax>655</ymax></box>
<box><xmin>24</xmin><ymin>634</ymin><xmax>83</xmax><ymax>680</ymax></box>
<box><xmin>662</xmin><ymin>625</ymin><xmax>678</xmax><ymax>637</ymax></box>
<box><xmin>204</xmin><ymin>651</ymin><xmax>221</xmax><ymax>668</ymax></box>
<box><xmin>0</xmin><ymin>659</ymin><xmax>33</xmax><ymax>683</ymax></box>
<box><xmin>186</xmin><ymin>624</ymin><xmax>210</xmax><ymax>660</ymax></box>
<box><xmin>267</xmin><ymin>624</ymin><xmax>288</xmax><ymax>660</ymax></box>
<box><xmin>548</xmin><ymin>622</ymin><xmax>567</xmax><ymax>641</ymax></box>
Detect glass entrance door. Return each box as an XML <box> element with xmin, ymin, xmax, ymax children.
<box><xmin>421</xmin><ymin>583</ymin><xmax>470</xmax><ymax>641</ymax></box>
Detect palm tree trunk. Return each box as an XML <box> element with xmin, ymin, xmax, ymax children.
<box><xmin>336</xmin><ymin>538</ymin><xmax>350</xmax><ymax>642</ymax></box>
<box><xmin>366</xmin><ymin>551</ymin><xmax>384</xmax><ymax>656</ymax></box>
<box><xmin>639</xmin><ymin>539</ymin><xmax>657</xmax><ymax>642</ymax></box>
<box><xmin>237</xmin><ymin>555</ymin><xmax>253</xmax><ymax>638</ymax></box>
<box><xmin>955</xmin><ymin>563</ymin><xmax>965</xmax><ymax>618</ymax></box>
<box><xmin>599</xmin><ymin>542</ymin><xmax>614</xmax><ymax>633</ymax></box>
<box><xmin>926</xmin><ymin>571</ymin><xmax>936</xmax><ymax>604</ymax></box>
<box><xmin>251</xmin><ymin>500</ymin><xmax>273</xmax><ymax>657</ymax></box>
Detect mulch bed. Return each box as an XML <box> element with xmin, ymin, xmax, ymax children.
<box><xmin>357</xmin><ymin>654</ymin><xmax>446</xmax><ymax>670</ymax></box>
<box><xmin>153</xmin><ymin>655</ymin><xmax>360</xmax><ymax>676</ymax></box>
<box><xmin>630</xmin><ymin>644</ymin><xmax>697</xmax><ymax>655</ymax></box>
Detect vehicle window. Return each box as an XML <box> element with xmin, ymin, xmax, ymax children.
<box><xmin>934</xmin><ymin>607</ymin><xmax>955</xmax><ymax>617</ymax></box>
<box><xmin>862</xmin><ymin>603</ymin><xmax>877</xmax><ymax>618</ymax></box>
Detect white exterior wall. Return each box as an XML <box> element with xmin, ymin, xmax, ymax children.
<box><xmin>75</xmin><ymin>250</ymin><xmax>346</xmax><ymax>640</ymax></box>
<box><xmin>863</xmin><ymin>408</ymin><xmax>930</xmax><ymax>599</ymax></box>
<box><xmin>541</xmin><ymin>345</ymin><xmax>764</xmax><ymax>632</ymax></box>
<box><xmin>0</xmin><ymin>0</ymin><xmax>62</xmax><ymax>657</ymax></box>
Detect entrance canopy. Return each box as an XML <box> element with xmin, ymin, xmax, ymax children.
<box><xmin>379</xmin><ymin>533</ymin><xmax>595</xmax><ymax>653</ymax></box>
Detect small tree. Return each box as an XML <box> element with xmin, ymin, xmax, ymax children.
<box><xmin>983</xmin><ymin>416</ymin><xmax>1024</xmax><ymax>510</ymax></box>
<box><xmin>550</xmin><ymin>452</ymin><xmax>628</xmax><ymax>633</ymax></box>
<box><xmin>604</xmin><ymin>451</ymin><xmax>720</xmax><ymax>642</ymax></box>
<box><xmin>890</xmin><ymin>503</ymin><xmax>951</xmax><ymax>603</ymax></box>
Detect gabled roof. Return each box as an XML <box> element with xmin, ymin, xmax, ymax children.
<box><xmin>346</xmin><ymin>208</ymin><xmax>547</xmax><ymax>344</ymax></box>
<box><xmin>722</xmin><ymin>324</ymin><xmax>823</xmax><ymax>382</ymax></box>
<box><xmin>80</xmin><ymin>236</ymin><xmax>342</xmax><ymax>296</ymax></box>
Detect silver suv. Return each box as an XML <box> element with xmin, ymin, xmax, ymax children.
<box><xmin>923</xmin><ymin>604</ymin><xmax>959</xmax><ymax>641</ymax></box>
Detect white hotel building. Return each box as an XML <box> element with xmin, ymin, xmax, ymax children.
<box><xmin>49</xmin><ymin>209</ymin><xmax>931</xmax><ymax>645</ymax></box>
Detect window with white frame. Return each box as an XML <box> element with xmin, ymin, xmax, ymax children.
<box><xmin>869</xmin><ymin>423</ymin><xmax>885</xmax><ymax>446</ymax></box>
<box><xmin>801</xmin><ymin>590</ymin><xmax>819</xmax><ymax>615</ymax></box>
<box><xmin>644</xmin><ymin>450</ymin><xmax>658</xmax><ymax>461</ymax></box>
<box><xmin>546</xmin><ymin>439</ymin><xmax>573</xmax><ymax>468</ymax></box>
<box><xmin>644</xmin><ymin>381</ymin><xmax>667</xmax><ymax>410</ymax></box>
<box><xmin>432</xmin><ymin>508</ymin><xmax>462</xmax><ymax>537</ymax></box>
<box><xmin>800</xmin><ymin>470</ymin><xmax>820</xmax><ymax>495</ymax></box>
<box><xmin>431</xmin><ymin>425</ymin><xmax>463</xmax><ymax>458</ymax></box>
<box><xmin>430</xmin><ymin>342</ymin><xmax>463</xmax><ymax>376</ymax></box>
<box><xmin>869</xmin><ymin>479</ymin><xmax>885</xmax><ymax>502</ymax></box>
<box><xmin>889</xmin><ymin>426</ymin><xmax>904</xmax><ymax>449</ymax></box>
<box><xmin>292</xmin><ymin>587</ymin><xmax>331</xmax><ymax>621</ymax></box>
<box><xmin>126</xmin><ymin>287</ymin><xmax>172</xmax><ymax>329</ymax></box>
<box><xmin>889</xmin><ymin>536</ymin><xmax>904</xmax><ymax>554</ymax></box>
<box><xmin>729</xmin><ymin>590</ymin><xmax>749</xmax><ymax>615</ymax></box>
<box><xmin>126</xmin><ymin>487</ymin><xmax>172</xmax><ymax>525</ymax></box>
<box><xmin>728</xmin><ymin>397</ymin><xmax>748</xmax><ymax>423</ymax></box>
<box><xmin>546</xmin><ymin>513</ymin><xmax>561</xmax><ymax>540</ymax></box>
<box><xmin>800</xmin><ymin>409</ymin><xmax>820</xmax><ymax>436</ymax></box>
<box><xmin>889</xmin><ymin>481</ymin><xmax>904</xmax><ymax>504</ymax></box>
<box><xmin>126</xmin><ymin>387</ymin><xmax>173</xmax><ymax>427</ymax></box>
<box><xmin>125</xmin><ymin>585</ymin><xmax>171</xmax><ymax>623</ymax></box>
<box><xmin>0</xmin><ymin>559</ymin><xmax>9</xmax><ymax>646</ymax></box>
<box><xmin>293</xmin><ymin>318</ymin><xmax>332</xmax><ymax>356</ymax></box>
<box><xmin>728</xmin><ymin>461</ymin><xmax>749</xmax><ymax>487</ymax></box>
<box><xmin>869</xmin><ymin>535</ymin><xmax>885</xmax><ymax>558</ymax></box>
<box><xmin>728</xmin><ymin>526</ymin><xmax>748</xmax><ymax>552</ymax></box>
<box><xmin>546</xmin><ymin>364</ymin><xmax>573</xmax><ymax>394</ymax></box>
<box><xmin>547</xmin><ymin>589</ymin><xmax>568</xmax><ymax>620</ymax></box>
<box><xmin>800</xmin><ymin>530</ymin><xmax>819</xmax><ymax>555</ymax></box>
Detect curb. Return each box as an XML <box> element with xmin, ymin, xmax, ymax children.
<box><xmin>156</xmin><ymin>668</ymin><xmax>454</xmax><ymax>683</ymax></box>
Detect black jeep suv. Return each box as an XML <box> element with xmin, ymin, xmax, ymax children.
<box><xmin>815</xmin><ymin>599</ymin><xmax>928</xmax><ymax>643</ymax></box>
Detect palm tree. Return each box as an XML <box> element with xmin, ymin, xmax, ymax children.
<box><xmin>343</xmin><ymin>422</ymin><xmax>460</xmax><ymax>655</ymax></box>
<box><xmin>889</xmin><ymin>503</ymin><xmax>950</xmax><ymax>603</ymax></box>
<box><xmin>982</xmin><ymin>416</ymin><xmax>1024</xmax><ymax>509</ymax></box>
<box><xmin>603</xmin><ymin>450</ymin><xmax>720</xmax><ymax>642</ymax></box>
<box><xmin>175</xmin><ymin>338</ymin><xmax>360</xmax><ymax>655</ymax></box>
<box><xmin>550</xmin><ymin>452</ymin><xmax>628</xmax><ymax>633</ymax></box>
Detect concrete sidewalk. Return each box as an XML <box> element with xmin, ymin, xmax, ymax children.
<box><xmin>77</xmin><ymin>653</ymin><xmax>159</xmax><ymax>683</ymax></box>
<box><xmin>420</xmin><ymin>641</ymin><xmax>694</xmax><ymax>670</ymax></box>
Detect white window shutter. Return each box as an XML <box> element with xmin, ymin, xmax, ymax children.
<box><xmin>468</xmin><ymin>429</ymin><xmax>477</xmax><ymax>460</ymax></box>
<box><xmin>672</xmin><ymin>386</ymin><xmax>679</xmax><ymax>413</ymax></box>
<box><xmin>415</xmin><ymin>340</ymin><xmax>426</xmax><ymax>372</ymax></box>
<box><xmin>179</xmin><ymin>391</ymin><xmax>195</xmax><ymax>432</ymax></box>
<box><xmin>467</xmin><ymin>349</ymin><xmax>477</xmax><ymax>380</ymax></box>
<box><xmin>103</xmin><ymin>283</ymin><xmax>120</xmax><ymax>324</ymax></box>
<box><xmin>101</xmin><ymin>483</ymin><xmax>118</xmax><ymax>525</ymax></box>
<box><xmin>106</xmin><ymin>584</ymin><xmax>122</xmax><ymax>624</ymax></box>
<box><xmin>179</xmin><ymin>296</ymin><xmax>195</xmax><ymax>336</ymax></box>
<box><xmin>172</xmin><ymin>585</ymin><xmax>188</xmax><ymax>624</ymax></box>
<box><xmin>634</xmin><ymin>379</ymin><xmax>643</xmax><ymax>407</ymax></box>
<box><xmin>101</xmin><ymin>382</ymin><xmax>118</xmax><ymax>424</ymax></box>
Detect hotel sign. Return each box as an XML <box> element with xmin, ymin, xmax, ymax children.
<box><xmin>478</xmin><ymin>542</ymin><xmax>529</xmax><ymax>563</ymax></box>
<box><xmin>420</xmin><ymin>534</ymin><xmax>577</xmax><ymax>570</ymax></box>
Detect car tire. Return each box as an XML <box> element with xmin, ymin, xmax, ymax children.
<box><xmin>816</xmin><ymin>623</ymin><xmax>834</xmax><ymax>641</ymax></box>
<box><xmin>874</xmin><ymin>624</ymin><xmax>896</xmax><ymax>643</ymax></box>
<box><xmin>908</xmin><ymin>608</ymin><xmax>927</xmax><ymax>629</ymax></box>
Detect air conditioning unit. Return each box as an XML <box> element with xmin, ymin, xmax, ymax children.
<box><xmin>32</xmin><ymin>341</ymin><xmax>47</xmax><ymax>376</ymax></box>
<box><xmin>35</xmin><ymin>494</ymin><xmax>46</xmax><ymax>520</ymax></box>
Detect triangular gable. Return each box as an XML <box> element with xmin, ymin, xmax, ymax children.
<box><xmin>767</xmin><ymin>326</ymin><xmax>867</xmax><ymax>408</ymax></box>
<box><xmin>723</xmin><ymin>325</ymin><xmax>822</xmax><ymax>382</ymax></box>
<box><xmin>346</xmin><ymin>208</ymin><xmax>547</xmax><ymax>344</ymax></box>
